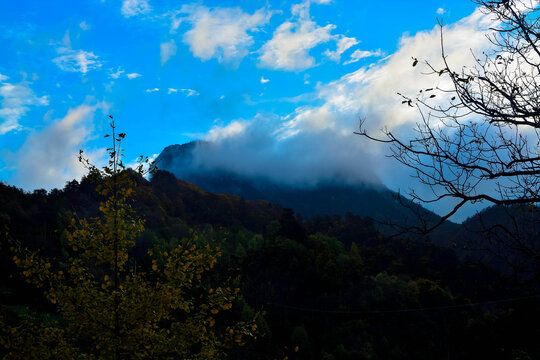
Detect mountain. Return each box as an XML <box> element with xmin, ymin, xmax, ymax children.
<box><xmin>155</xmin><ymin>142</ymin><xmax>460</xmax><ymax>239</ymax></box>
<box><xmin>449</xmin><ymin>205</ymin><xmax>540</xmax><ymax>282</ymax></box>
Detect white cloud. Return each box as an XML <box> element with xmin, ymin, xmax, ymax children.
<box><xmin>126</xmin><ymin>72</ymin><xmax>142</xmax><ymax>79</ymax></box>
<box><xmin>127</xmin><ymin>153</ymin><xmax>158</xmax><ymax>176</ymax></box>
<box><xmin>170</xmin><ymin>16</ymin><xmax>184</xmax><ymax>33</ymax></box>
<box><xmin>10</xmin><ymin>104</ymin><xmax>106</xmax><ymax>191</ymax></box>
<box><xmin>146</xmin><ymin>88</ymin><xmax>159</xmax><ymax>93</ymax></box>
<box><xmin>177</xmin><ymin>4</ymin><xmax>272</xmax><ymax>66</ymax></box>
<box><xmin>109</xmin><ymin>67</ymin><xmax>125</xmax><ymax>79</ymax></box>
<box><xmin>260</xmin><ymin>76</ymin><xmax>270</xmax><ymax>84</ymax></box>
<box><xmin>0</xmin><ymin>76</ymin><xmax>49</xmax><ymax>134</ymax></box>
<box><xmin>79</xmin><ymin>21</ymin><xmax>91</xmax><ymax>31</ymax></box>
<box><xmin>53</xmin><ymin>48</ymin><xmax>102</xmax><ymax>74</ymax></box>
<box><xmin>437</xmin><ymin>8</ymin><xmax>446</xmax><ymax>15</ymax></box>
<box><xmin>121</xmin><ymin>0</ymin><xmax>151</xmax><ymax>17</ymax></box>
<box><xmin>166</xmin><ymin>87</ymin><xmax>200</xmax><ymax>97</ymax></box>
<box><xmin>109</xmin><ymin>68</ymin><xmax>141</xmax><ymax>79</ymax></box>
<box><xmin>324</xmin><ymin>35</ymin><xmax>359</xmax><ymax>62</ymax></box>
<box><xmin>62</xmin><ymin>30</ymin><xmax>71</xmax><ymax>48</ymax></box>
<box><xmin>329</xmin><ymin>9</ymin><xmax>494</xmax><ymax>132</ymax></box>
<box><xmin>206</xmin><ymin>120</ymin><xmax>247</xmax><ymax>142</ymax></box>
<box><xmin>343</xmin><ymin>49</ymin><xmax>382</xmax><ymax>64</ymax></box>
<box><xmin>189</xmin><ymin>8</ymin><xmax>496</xmax><ymax>209</ymax></box>
<box><xmin>181</xmin><ymin>88</ymin><xmax>199</xmax><ymax>97</ymax></box>
<box><xmin>258</xmin><ymin>1</ymin><xmax>336</xmax><ymax>70</ymax></box>
<box><xmin>160</xmin><ymin>39</ymin><xmax>177</xmax><ymax>66</ymax></box>
<box><xmin>190</xmin><ymin>112</ymin><xmax>379</xmax><ymax>187</ymax></box>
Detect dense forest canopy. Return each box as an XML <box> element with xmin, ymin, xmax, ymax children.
<box><xmin>1</xmin><ymin>165</ymin><xmax>539</xmax><ymax>359</ymax></box>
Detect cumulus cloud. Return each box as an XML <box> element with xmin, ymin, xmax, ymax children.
<box><xmin>437</xmin><ymin>8</ymin><xmax>446</xmax><ymax>15</ymax></box>
<box><xmin>168</xmin><ymin>88</ymin><xmax>178</xmax><ymax>94</ymax></box>
<box><xmin>258</xmin><ymin>1</ymin><xmax>336</xmax><ymax>71</ymax></box>
<box><xmin>9</xmin><ymin>104</ymin><xmax>105</xmax><ymax>191</ymax></box>
<box><xmin>0</xmin><ymin>75</ymin><xmax>49</xmax><ymax>134</ymax></box>
<box><xmin>324</xmin><ymin>35</ymin><xmax>359</xmax><ymax>62</ymax></box>
<box><xmin>121</xmin><ymin>0</ymin><xmax>151</xmax><ymax>17</ymax></box>
<box><xmin>260</xmin><ymin>76</ymin><xmax>270</xmax><ymax>84</ymax></box>
<box><xmin>146</xmin><ymin>88</ymin><xmax>159</xmax><ymax>93</ymax></box>
<box><xmin>160</xmin><ymin>39</ymin><xmax>177</xmax><ymax>65</ymax></box>
<box><xmin>176</xmin><ymin>4</ymin><xmax>272</xmax><ymax>66</ymax></box>
<box><xmin>126</xmin><ymin>72</ymin><xmax>141</xmax><ymax>79</ymax></box>
<box><xmin>343</xmin><ymin>49</ymin><xmax>382</xmax><ymax>65</ymax></box>
<box><xmin>53</xmin><ymin>48</ymin><xmax>102</xmax><ymax>74</ymax></box>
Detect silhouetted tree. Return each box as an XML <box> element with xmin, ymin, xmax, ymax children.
<box><xmin>358</xmin><ymin>0</ymin><xmax>540</xmax><ymax>283</ymax></box>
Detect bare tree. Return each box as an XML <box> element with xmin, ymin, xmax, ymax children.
<box><xmin>357</xmin><ymin>0</ymin><xmax>540</xmax><ymax>283</ymax></box>
<box><xmin>358</xmin><ymin>0</ymin><xmax>540</xmax><ymax>229</ymax></box>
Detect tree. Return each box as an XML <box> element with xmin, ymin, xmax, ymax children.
<box><xmin>1</xmin><ymin>118</ymin><xmax>258</xmax><ymax>359</ymax></box>
<box><xmin>357</xmin><ymin>1</ymin><xmax>540</xmax><ymax>281</ymax></box>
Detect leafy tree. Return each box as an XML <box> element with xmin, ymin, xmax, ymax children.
<box><xmin>1</xmin><ymin>119</ymin><xmax>257</xmax><ymax>359</ymax></box>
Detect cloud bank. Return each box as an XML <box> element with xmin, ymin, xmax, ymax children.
<box><xmin>191</xmin><ymin>113</ymin><xmax>382</xmax><ymax>187</ymax></box>
<box><xmin>180</xmin><ymin>8</ymin><xmax>495</xmax><ymax>210</ymax></box>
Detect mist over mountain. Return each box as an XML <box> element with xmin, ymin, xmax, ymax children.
<box><xmin>156</xmin><ymin>141</ymin><xmax>540</xmax><ymax>285</ymax></box>
<box><xmin>155</xmin><ymin>142</ymin><xmax>460</xmax><ymax>242</ymax></box>
<box><xmin>166</xmin><ymin>121</ymin><xmax>385</xmax><ymax>189</ymax></box>
<box><xmin>156</xmin><ymin>141</ymin><xmax>388</xmax><ymax>217</ymax></box>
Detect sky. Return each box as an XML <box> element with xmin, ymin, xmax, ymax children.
<box><xmin>1</xmin><ymin>0</ymin><xmax>495</xmax><ymax>220</ymax></box>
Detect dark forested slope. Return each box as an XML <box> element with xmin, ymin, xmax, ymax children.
<box><xmin>1</xmin><ymin>172</ymin><xmax>539</xmax><ymax>359</ymax></box>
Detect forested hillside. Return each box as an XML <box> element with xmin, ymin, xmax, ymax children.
<box><xmin>1</xmin><ymin>170</ymin><xmax>539</xmax><ymax>359</ymax></box>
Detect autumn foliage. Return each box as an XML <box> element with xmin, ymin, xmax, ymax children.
<box><xmin>0</xmin><ymin>120</ymin><xmax>257</xmax><ymax>359</ymax></box>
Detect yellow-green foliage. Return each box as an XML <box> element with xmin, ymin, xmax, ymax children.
<box><xmin>1</xmin><ymin>120</ymin><xmax>257</xmax><ymax>359</ymax></box>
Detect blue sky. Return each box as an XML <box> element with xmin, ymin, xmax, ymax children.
<box><xmin>1</xmin><ymin>0</ymin><xmax>493</xmax><ymax>218</ymax></box>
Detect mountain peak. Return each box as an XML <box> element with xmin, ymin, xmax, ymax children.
<box><xmin>153</xmin><ymin>142</ymin><xmax>453</xmax><ymax>236</ymax></box>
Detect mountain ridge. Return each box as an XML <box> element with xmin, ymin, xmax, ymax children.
<box><xmin>155</xmin><ymin>142</ymin><xmax>460</xmax><ymax>242</ymax></box>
